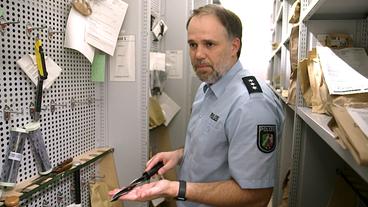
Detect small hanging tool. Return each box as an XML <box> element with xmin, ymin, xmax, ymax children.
<box><xmin>110</xmin><ymin>161</ymin><xmax>164</xmax><ymax>202</ymax></box>
<box><xmin>0</xmin><ymin>17</ymin><xmax>20</xmax><ymax>36</ymax></box>
<box><xmin>34</xmin><ymin>37</ymin><xmax>48</xmax><ymax>121</ymax></box>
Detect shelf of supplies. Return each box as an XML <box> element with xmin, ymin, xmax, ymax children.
<box><xmin>283</xmin><ymin>23</ymin><xmax>299</xmax><ymax>49</ymax></box>
<box><xmin>268</xmin><ymin>85</ymin><xmax>295</xmax><ymax>111</ymax></box>
<box><xmin>301</xmin><ymin>0</ymin><xmax>368</xmax><ymax>21</ymax></box>
<box><xmin>0</xmin><ymin>147</ymin><xmax>114</xmax><ymax>206</ymax></box>
<box><xmin>269</xmin><ymin>44</ymin><xmax>282</xmax><ymax>61</ymax></box>
<box><xmin>283</xmin><ymin>36</ymin><xmax>290</xmax><ymax>47</ymax></box>
<box><xmin>297</xmin><ymin>107</ymin><xmax>368</xmax><ymax>183</ymax></box>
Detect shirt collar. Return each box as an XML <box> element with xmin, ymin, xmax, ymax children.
<box><xmin>205</xmin><ymin>60</ymin><xmax>242</xmax><ymax>98</ymax></box>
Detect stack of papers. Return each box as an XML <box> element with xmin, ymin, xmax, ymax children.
<box><xmin>317</xmin><ymin>46</ymin><xmax>368</xmax><ymax>95</ymax></box>
<box><xmin>64</xmin><ymin>0</ymin><xmax>129</xmax><ymax>62</ymax></box>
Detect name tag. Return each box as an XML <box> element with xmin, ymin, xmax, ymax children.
<box><xmin>210</xmin><ymin>113</ymin><xmax>219</xmax><ymax>122</ymax></box>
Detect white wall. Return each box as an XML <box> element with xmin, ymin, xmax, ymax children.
<box><xmin>221</xmin><ymin>0</ymin><xmax>273</xmax><ymax>80</ymax></box>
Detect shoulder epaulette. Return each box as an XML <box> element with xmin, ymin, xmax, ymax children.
<box><xmin>242</xmin><ymin>76</ymin><xmax>263</xmax><ymax>94</ymax></box>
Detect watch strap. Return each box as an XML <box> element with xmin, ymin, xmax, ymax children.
<box><xmin>176</xmin><ymin>180</ymin><xmax>186</xmax><ymax>201</ymax></box>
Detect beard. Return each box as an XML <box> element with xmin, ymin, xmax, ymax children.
<box><xmin>193</xmin><ymin>63</ymin><xmax>222</xmax><ymax>84</ymax></box>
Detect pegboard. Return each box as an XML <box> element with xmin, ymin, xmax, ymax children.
<box><xmin>150</xmin><ymin>0</ymin><xmax>160</xmax><ymax>52</ymax></box>
<box><xmin>0</xmin><ymin>0</ymin><xmax>102</xmax><ymax>206</ymax></box>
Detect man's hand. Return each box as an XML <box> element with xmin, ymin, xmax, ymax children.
<box><xmin>108</xmin><ymin>180</ymin><xmax>179</xmax><ymax>201</ymax></box>
<box><xmin>146</xmin><ymin>148</ymin><xmax>183</xmax><ymax>175</ymax></box>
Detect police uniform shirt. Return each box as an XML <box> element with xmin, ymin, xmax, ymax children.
<box><xmin>178</xmin><ymin>61</ymin><xmax>284</xmax><ymax>207</ymax></box>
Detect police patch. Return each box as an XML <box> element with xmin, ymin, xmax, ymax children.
<box><xmin>257</xmin><ymin>125</ymin><xmax>276</xmax><ymax>153</ymax></box>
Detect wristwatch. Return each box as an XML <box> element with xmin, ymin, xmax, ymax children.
<box><xmin>175</xmin><ymin>180</ymin><xmax>187</xmax><ymax>201</ymax></box>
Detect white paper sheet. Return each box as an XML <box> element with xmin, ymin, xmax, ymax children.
<box><xmin>317</xmin><ymin>46</ymin><xmax>368</xmax><ymax>95</ymax></box>
<box><xmin>158</xmin><ymin>92</ymin><xmax>181</xmax><ymax>126</ymax></box>
<box><xmin>85</xmin><ymin>0</ymin><xmax>128</xmax><ymax>56</ymax></box>
<box><xmin>346</xmin><ymin>107</ymin><xmax>368</xmax><ymax>139</ymax></box>
<box><xmin>150</xmin><ymin>52</ymin><xmax>166</xmax><ymax>71</ymax></box>
<box><xmin>166</xmin><ymin>50</ymin><xmax>183</xmax><ymax>79</ymax></box>
<box><xmin>64</xmin><ymin>8</ymin><xmax>95</xmax><ymax>63</ymax></box>
<box><xmin>333</xmin><ymin>47</ymin><xmax>368</xmax><ymax>78</ymax></box>
<box><xmin>110</xmin><ymin>35</ymin><xmax>135</xmax><ymax>81</ymax></box>
<box><xmin>16</xmin><ymin>54</ymin><xmax>62</xmax><ymax>90</ymax></box>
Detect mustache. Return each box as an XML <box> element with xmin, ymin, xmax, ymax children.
<box><xmin>194</xmin><ymin>61</ymin><xmax>212</xmax><ymax>68</ymax></box>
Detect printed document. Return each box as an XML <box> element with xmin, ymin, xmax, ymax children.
<box><xmin>166</xmin><ymin>50</ymin><xmax>183</xmax><ymax>79</ymax></box>
<box><xmin>64</xmin><ymin>8</ymin><xmax>95</xmax><ymax>63</ymax></box>
<box><xmin>317</xmin><ymin>46</ymin><xmax>368</xmax><ymax>95</ymax></box>
<box><xmin>110</xmin><ymin>35</ymin><xmax>135</xmax><ymax>81</ymax></box>
<box><xmin>85</xmin><ymin>0</ymin><xmax>128</xmax><ymax>56</ymax></box>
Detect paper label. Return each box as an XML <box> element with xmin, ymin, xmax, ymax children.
<box><xmin>9</xmin><ymin>151</ymin><xmax>22</xmax><ymax>161</ymax></box>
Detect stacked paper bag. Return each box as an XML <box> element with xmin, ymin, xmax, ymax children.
<box><xmin>329</xmin><ymin>101</ymin><xmax>368</xmax><ymax>165</ymax></box>
<box><xmin>286</xmin><ymin>0</ymin><xmax>301</xmax><ymax>105</ymax></box>
<box><xmin>298</xmin><ymin>37</ymin><xmax>368</xmax><ymax>165</ymax></box>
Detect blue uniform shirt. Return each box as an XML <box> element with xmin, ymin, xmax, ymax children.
<box><xmin>178</xmin><ymin>61</ymin><xmax>284</xmax><ymax>207</ymax></box>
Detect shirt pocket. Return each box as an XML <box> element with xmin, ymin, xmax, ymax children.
<box><xmin>203</xmin><ymin>115</ymin><xmax>223</xmax><ymax>135</ymax></box>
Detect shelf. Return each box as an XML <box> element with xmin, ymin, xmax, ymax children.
<box><xmin>269</xmin><ymin>44</ymin><xmax>282</xmax><ymax>61</ymax></box>
<box><xmin>297</xmin><ymin>107</ymin><xmax>368</xmax><ymax>183</ymax></box>
<box><xmin>301</xmin><ymin>0</ymin><xmax>368</xmax><ymax>21</ymax></box>
<box><xmin>275</xmin><ymin>5</ymin><xmax>283</xmax><ymax>24</ymax></box>
<box><xmin>0</xmin><ymin>147</ymin><xmax>114</xmax><ymax>206</ymax></box>
<box><xmin>268</xmin><ymin>84</ymin><xmax>295</xmax><ymax>111</ymax></box>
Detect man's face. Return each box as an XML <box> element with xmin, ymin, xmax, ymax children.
<box><xmin>187</xmin><ymin>14</ymin><xmax>239</xmax><ymax>84</ymax></box>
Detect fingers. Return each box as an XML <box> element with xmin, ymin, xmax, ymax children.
<box><xmin>108</xmin><ymin>188</ymin><xmax>120</xmax><ymax>196</ymax></box>
<box><xmin>146</xmin><ymin>154</ymin><xmax>164</xmax><ymax>173</ymax></box>
<box><xmin>110</xmin><ymin>183</ymin><xmax>157</xmax><ymax>201</ymax></box>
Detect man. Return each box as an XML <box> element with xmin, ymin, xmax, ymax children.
<box><xmin>110</xmin><ymin>4</ymin><xmax>284</xmax><ymax>207</ymax></box>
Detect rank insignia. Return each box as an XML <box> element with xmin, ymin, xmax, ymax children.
<box><xmin>242</xmin><ymin>76</ymin><xmax>263</xmax><ymax>94</ymax></box>
<box><xmin>257</xmin><ymin>125</ymin><xmax>276</xmax><ymax>153</ymax></box>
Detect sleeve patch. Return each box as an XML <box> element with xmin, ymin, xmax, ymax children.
<box><xmin>242</xmin><ymin>76</ymin><xmax>263</xmax><ymax>94</ymax></box>
<box><xmin>257</xmin><ymin>125</ymin><xmax>276</xmax><ymax>153</ymax></box>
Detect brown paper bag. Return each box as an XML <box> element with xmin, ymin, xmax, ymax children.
<box><xmin>90</xmin><ymin>181</ymin><xmax>113</xmax><ymax>207</ymax></box>
<box><xmin>95</xmin><ymin>152</ymin><xmax>123</xmax><ymax>207</ymax></box>
<box><xmin>297</xmin><ymin>58</ymin><xmax>312</xmax><ymax>106</ymax></box>
<box><xmin>327</xmin><ymin>118</ymin><xmax>347</xmax><ymax>150</ymax></box>
<box><xmin>287</xmin><ymin>25</ymin><xmax>299</xmax><ymax>105</ymax></box>
<box><xmin>307</xmin><ymin>49</ymin><xmax>329</xmax><ymax>114</ymax></box>
<box><xmin>287</xmin><ymin>69</ymin><xmax>297</xmax><ymax>105</ymax></box>
<box><xmin>326</xmin><ymin>33</ymin><xmax>353</xmax><ymax>49</ymax></box>
<box><xmin>330</xmin><ymin>104</ymin><xmax>368</xmax><ymax>165</ymax></box>
<box><xmin>289</xmin><ymin>0</ymin><xmax>300</xmax><ymax>24</ymax></box>
<box><xmin>149</xmin><ymin>96</ymin><xmax>165</xmax><ymax>128</ymax></box>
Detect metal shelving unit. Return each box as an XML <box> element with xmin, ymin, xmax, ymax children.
<box><xmin>297</xmin><ymin>107</ymin><xmax>368</xmax><ymax>183</ymax></box>
<box><xmin>301</xmin><ymin>0</ymin><xmax>368</xmax><ymax>21</ymax></box>
<box><xmin>271</xmin><ymin>0</ymin><xmax>368</xmax><ymax>206</ymax></box>
<box><xmin>270</xmin><ymin>0</ymin><xmax>297</xmax><ymax>206</ymax></box>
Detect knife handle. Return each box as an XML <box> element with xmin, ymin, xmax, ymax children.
<box><xmin>143</xmin><ymin>161</ymin><xmax>164</xmax><ymax>179</ymax></box>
